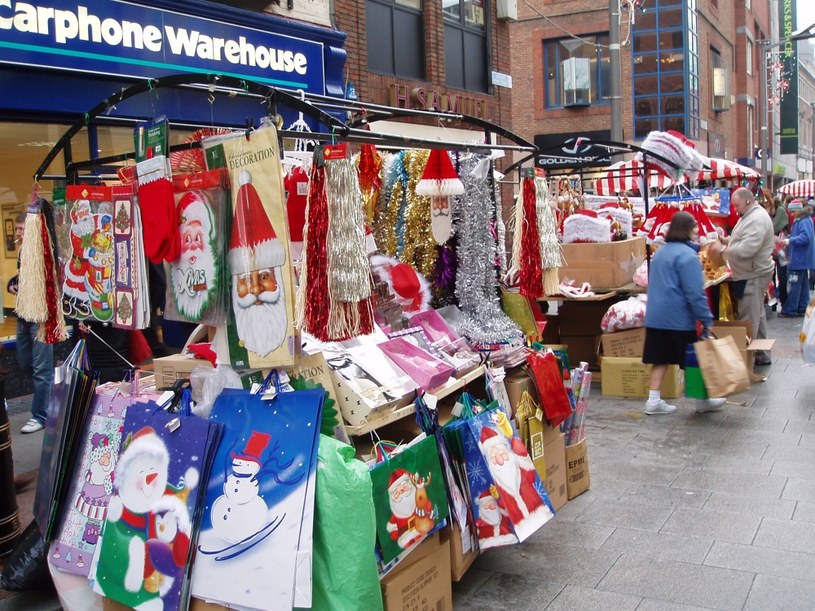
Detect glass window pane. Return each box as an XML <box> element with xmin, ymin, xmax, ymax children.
<box><xmin>545</xmin><ymin>43</ymin><xmax>559</xmax><ymax>106</ymax></box>
<box><xmin>664</xmin><ymin>116</ymin><xmax>685</xmax><ymax>133</ymax></box>
<box><xmin>636</xmin><ymin>11</ymin><xmax>657</xmax><ymax>30</ymax></box>
<box><xmin>634</xmin><ymin>53</ymin><xmax>658</xmax><ymax>74</ymax></box>
<box><xmin>599</xmin><ymin>49</ymin><xmax>610</xmax><ymax>100</ymax></box>
<box><xmin>463</xmin><ymin>30</ymin><xmax>487</xmax><ymax>91</ymax></box>
<box><xmin>634</xmin><ymin>32</ymin><xmax>658</xmax><ymax>53</ymax></box>
<box><xmin>396</xmin><ymin>0</ymin><xmax>422</xmax><ymax>7</ymax></box>
<box><xmin>662</xmin><ymin>95</ymin><xmax>684</xmax><ymax>114</ymax></box>
<box><xmin>634</xmin><ymin>75</ymin><xmax>658</xmax><ymax>96</ymax></box>
<box><xmin>366</xmin><ymin>2</ymin><xmax>395</xmax><ymax>74</ymax></box>
<box><xmin>443</xmin><ymin>0</ymin><xmax>460</xmax><ymax>21</ymax></box>
<box><xmin>660</xmin><ymin>72</ymin><xmax>684</xmax><ymax>92</ymax></box>
<box><xmin>395</xmin><ymin>9</ymin><xmax>424</xmax><ymax>78</ymax></box>
<box><xmin>464</xmin><ymin>0</ymin><xmax>485</xmax><ymax>27</ymax></box>
<box><xmin>635</xmin><ymin>96</ymin><xmax>656</xmax><ymax>117</ymax></box>
<box><xmin>660</xmin><ymin>8</ymin><xmax>683</xmax><ymax>28</ymax></box>
<box><xmin>659</xmin><ymin>51</ymin><xmax>683</xmax><ymax>70</ymax></box>
<box><xmin>659</xmin><ymin>30</ymin><xmax>683</xmax><ymax>51</ymax></box>
<box><xmin>445</xmin><ymin>25</ymin><xmax>465</xmax><ymax>89</ymax></box>
<box><xmin>635</xmin><ymin>118</ymin><xmax>657</xmax><ymax>139</ymax></box>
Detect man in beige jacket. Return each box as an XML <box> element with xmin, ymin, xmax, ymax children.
<box><xmin>722</xmin><ymin>188</ymin><xmax>774</xmax><ymax>377</ymax></box>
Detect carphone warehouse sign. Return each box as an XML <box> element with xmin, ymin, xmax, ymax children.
<box><xmin>0</xmin><ymin>0</ymin><xmax>325</xmax><ymax>91</ymax></box>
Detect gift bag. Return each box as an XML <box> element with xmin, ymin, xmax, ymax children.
<box><xmin>461</xmin><ymin>405</ymin><xmax>554</xmax><ymax>547</ymax></box>
<box><xmin>190</xmin><ymin>381</ymin><xmax>324</xmax><ymax>611</ymax></box>
<box><xmin>92</xmin><ymin>393</ymin><xmax>223</xmax><ymax>611</ymax></box>
<box><xmin>525</xmin><ymin>351</ymin><xmax>573</xmax><ymax>427</ymax></box>
<box><xmin>693</xmin><ymin>335</ymin><xmax>751</xmax><ymax>397</ymax></box>
<box><xmin>369</xmin><ymin>434</ymin><xmax>449</xmax><ymax>565</ymax></box>
<box><xmin>684</xmin><ymin>344</ymin><xmax>708</xmax><ymax>400</ymax></box>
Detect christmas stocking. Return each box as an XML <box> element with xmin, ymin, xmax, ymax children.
<box><xmin>137</xmin><ymin>156</ymin><xmax>178</xmax><ymax>263</ymax></box>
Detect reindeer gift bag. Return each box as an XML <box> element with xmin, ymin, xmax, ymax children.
<box><xmin>369</xmin><ymin>435</ymin><xmax>449</xmax><ymax>566</ymax></box>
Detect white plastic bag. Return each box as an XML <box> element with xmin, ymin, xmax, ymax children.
<box><xmin>601</xmin><ymin>294</ymin><xmax>648</xmax><ymax>333</ymax></box>
<box><xmin>801</xmin><ymin>301</ymin><xmax>815</xmax><ymax>365</ymax></box>
<box><xmin>189</xmin><ymin>364</ymin><xmax>244</xmax><ymax>418</ymax></box>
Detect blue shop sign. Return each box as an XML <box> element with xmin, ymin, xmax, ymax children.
<box><xmin>0</xmin><ymin>0</ymin><xmax>326</xmax><ymax>91</ymax></box>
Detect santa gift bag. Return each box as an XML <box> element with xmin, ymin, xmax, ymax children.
<box><xmin>461</xmin><ymin>405</ymin><xmax>554</xmax><ymax>547</ymax></box>
<box><xmin>190</xmin><ymin>383</ymin><xmax>324</xmax><ymax>610</ymax></box>
<box><xmin>369</xmin><ymin>434</ymin><xmax>449</xmax><ymax>566</ymax></box>
<box><xmin>165</xmin><ymin>169</ymin><xmax>229</xmax><ymax>326</ymax></box>
<box><xmin>693</xmin><ymin>334</ymin><xmax>751</xmax><ymax>397</ymax></box>
<box><xmin>203</xmin><ymin>126</ymin><xmax>297</xmax><ymax>369</ymax></box>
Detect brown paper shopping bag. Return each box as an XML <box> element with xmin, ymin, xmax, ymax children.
<box><xmin>693</xmin><ymin>334</ymin><xmax>751</xmax><ymax>397</ymax></box>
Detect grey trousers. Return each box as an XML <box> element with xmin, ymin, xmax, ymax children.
<box><xmin>736</xmin><ymin>273</ymin><xmax>772</xmax><ymax>367</ymax></box>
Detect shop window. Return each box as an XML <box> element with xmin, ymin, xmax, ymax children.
<box><xmin>366</xmin><ymin>0</ymin><xmax>425</xmax><ymax>79</ymax></box>
<box><xmin>543</xmin><ymin>34</ymin><xmax>610</xmax><ymax>108</ymax></box>
<box><xmin>746</xmin><ymin>38</ymin><xmax>753</xmax><ymax>75</ymax></box>
<box><xmin>444</xmin><ymin>0</ymin><xmax>487</xmax><ymax>92</ymax></box>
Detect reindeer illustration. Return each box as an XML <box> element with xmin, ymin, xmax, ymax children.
<box><xmin>411</xmin><ymin>472</ymin><xmax>436</xmax><ymax>535</ymax></box>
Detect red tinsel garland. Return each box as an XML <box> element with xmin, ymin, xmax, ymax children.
<box><xmin>302</xmin><ymin>164</ymin><xmax>332</xmax><ymax>340</ymax></box>
<box><xmin>39</xmin><ymin>214</ymin><xmax>65</xmax><ymax>343</ymax></box>
<box><xmin>519</xmin><ymin>177</ymin><xmax>543</xmax><ymax>298</ymax></box>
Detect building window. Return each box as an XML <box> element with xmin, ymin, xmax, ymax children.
<box><xmin>747</xmin><ymin>102</ymin><xmax>754</xmax><ymax>153</ymax></box>
<box><xmin>543</xmin><ymin>35</ymin><xmax>610</xmax><ymax>108</ymax></box>
<box><xmin>444</xmin><ymin>0</ymin><xmax>488</xmax><ymax>92</ymax></box>
<box><xmin>366</xmin><ymin>0</ymin><xmax>425</xmax><ymax>79</ymax></box>
<box><xmin>632</xmin><ymin>0</ymin><xmax>699</xmax><ymax>140</ymax></box>
<box><xmin>746</xmin><ymin>38</ymin><xmax>753</xmax><ymax>75</ymax></box>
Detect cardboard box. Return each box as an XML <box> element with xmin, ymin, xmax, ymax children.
<box><xmin>440</xmin><ymin>524</ymin><xmax>478</xmax><ymax>582</ymax></box>
<box><xmin>600</xmin><ymin>357</ymin><xmax>683</xmax><ymax>398</ymax></box>
<box><xmin>152</xmin><ymin>352</ymin><xmax>214</xmax><ymax>388</ymax></box>
<box><xmin>565</xmin><ymin>439</ymin><xmax>590</xmax><ymax>499</ymax></box>
<box><xmin>601</xmin><ymin>327</ymin><xmax>646</xmax><ymax>358</ymax></box>
<box><xmin>505</xmin><ymin>370</ymin><xmax>538</xmax><ymax>414</ymax></box>
<box><xmin>712</xmin><ymin>321</ymin><xmax>776</xmax><ymax>370</ymax></box>
<box><xmin>560</xmin><ymin>237</ymin><xmax>646</xmax><ymax>289</ymax></box>
<box><xmin>560</xmin><ymin>334</ymin><xmax>602</xmax><ymax>370</ymax></box>
<box><xmin>559</xmin><ymin>299</ymin><xmax>624</xmax><ymax>336</ymax></box>
<box><xmin>543</xmin><ymin>432</ymin><xmax>568</xmax><ymax>511</ymax></box>
<box><xmin>381</xmin><ymin>532</ymin><xmax>452</xmax><ymax>611</ymax></box>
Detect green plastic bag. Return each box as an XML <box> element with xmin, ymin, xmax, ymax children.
<box><xmin>684</xmin><ymin>344</ymin><xmax>708</xmax><ymax>399</ymax></box>
<box><xmin>305</xmin><ymin>435</ymin><xmax>383</xmax><ymax>611</ymax></box>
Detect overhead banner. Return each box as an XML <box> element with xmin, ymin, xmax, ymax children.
<box><xmin>534</xmin><ymin>130</ymin><xmax>613</xmax><ymax>170</ymax></box>
<box><xmin>0</xmin><ymin>0</ymin><xmax>326</xmax><ymax>91</ymax></box>
<box><xmin>779</xmin><ymin>0</ymin><xmax>798</xmax><ymax>155</ymax></box>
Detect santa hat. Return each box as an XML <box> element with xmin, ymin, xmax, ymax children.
<box><xmin>371</xmin><ymin>255</ymin><xmax>431</xmax><ymax>312</ymax></box>
<box><xmin>562</xmin><ymin>210</ymin><xmax>612</xmax><ymax>244</ymax></box>
<box><xmin>477</xmin><ymin>489</ymin><xmax>496</xmax><ymax>507</ymax></box>
<box><xmin>114</xmin><ymin>427</ymin><xmax>168</xmax><ymax>489</ymax></box>
<box><xmin>177</xmin><ymin>191</ymin><xmax>213</xmax><ymax>232</ymax></box>
<box><xmin>232</xmin><ymin>431</ymin><xmax>271</xmax><ymax>475</ymax></box>
<box><xmin>388</xmin><ymin>468</ymin><xmax>413</xmax><ymax>492</ymax></box>
<box><xmin>228</xmin><ymin>170</ymin><xmax>286</xmax><ymax>274</ymax></box>
<box><xmin>480</xmin><ymin>426</ymin><xmax>503</xmax><ymax>451</ymax></box>
<box><xmin>415</xmin><ymin>150</ymin><xmax>465</xmax><ymax>197</ymax></box>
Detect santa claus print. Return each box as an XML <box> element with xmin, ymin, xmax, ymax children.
<box><xmin>474</xmin><ymin>488</ymin><xmax>516</xmax><ymax>549</ymax></box>
<box><xmin>384</xmin><ymin>468</ymin><xmax>425</xmax><ymax>551</ymax></box>
<box><xmin>170</xmin><ymin>191</ymin><xmax>218</xmax><ymax>321</ymax></box>
<box><xmin>479</xmin><ymin>425</ymin><xmax>553</xmax><ymax>541</ymax></box>
<box><xmin>228</xmin><ymin>170</ymin><xmax>288</xmax><ymax>357</ymax></box>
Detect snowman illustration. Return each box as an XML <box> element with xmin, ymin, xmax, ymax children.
<box><xmin>201</xmin><ymin>431</ymin><xmax>301</xmax><ymax>560</ymax></box>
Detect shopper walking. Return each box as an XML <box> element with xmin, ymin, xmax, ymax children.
<box><xmin>642</xmin><ymin>212</ymin><xmax>725</xmax><ymax>415</ymax></box>
<box><xmin>7</xmin><ymin>212</ymin><xmax>53</xmax><ymax>434</ymax></box>
<box><xmin>761</xmin><ymin>194</ymin><xmax>789</xmax><ymax>308</ymax></box>
<box><xmin>722</xmin><ymin>187</ymin><xmax>774</xmax><ymax>375</ymax></box>
<box><xmin>779</xmin><ymin>199</ymin><xmax>815</xmax><ymax>318</ymax></box>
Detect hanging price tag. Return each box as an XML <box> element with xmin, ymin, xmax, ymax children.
<box><xmin>322</xmin><ymin>142</ymin><xmax>349</xmax><ymax>160</ymax></box>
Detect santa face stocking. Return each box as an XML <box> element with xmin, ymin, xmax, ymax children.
<box><xmin>431</xmin><ymin>196</ymin><xmax>453</xmax><ymax>244</ymax></box>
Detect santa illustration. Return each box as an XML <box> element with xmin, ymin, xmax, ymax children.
<box><xmin>228</xmin><ymin>170</ymin><xmax>288</xmax><ymax>357</ymax></box>
<box><xmin>480</xmin><ymin>426</ymin><xmax>547</xmax><ymax>526</ymax></box>
<box><xmin>171</xmin><ymin>191</ymin><xmax>217</xmax><ymax>320</ymax></box>
<box><xmin>385</xmin><ymin>469</ymin><xmax>423</xmax><ymax>550</ymax></box>
<box><xmin>474</xmin><ymin>488</ymin><xmax>515</xmax><ymax>548</ymax></box>
<box><xmin>74</xmin><ymin>432</ymin><xmax>115</xmax><ymax>522</ymax></box>
<box><xmin>63</xmin><ymin>200</ymin><xmax>95</xmax><ymax>317</ymax></box>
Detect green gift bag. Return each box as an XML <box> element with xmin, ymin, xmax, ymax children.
<box><xmin>684</xmin><ymin>344</ymin><xmax>708</xmax><ymax>399</ymax></box>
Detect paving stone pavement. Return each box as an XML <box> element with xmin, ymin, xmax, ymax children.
<box><xmin>2</xmin><ymin>312</ymin><xmax>813</xmax><ymax>610</ymax></box>
<box><xmin>454</xmin><ymin>312</ymin><xmax>815</xmax><ymax>610</ymax></box>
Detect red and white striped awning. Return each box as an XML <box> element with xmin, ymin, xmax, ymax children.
<box><xmin>593</xmin><ymin>159</ymin><xmax>677</xmax><ymax>196</ymax></box>
<box><xmin>689</xmin><ymin>158</ymin><xmax>760</xmax><ymax>182</ymax></box>
<box><xmin>779</xmin><ymin>180</ymin><xmax>815</xmax><ymax>198</ymax></box>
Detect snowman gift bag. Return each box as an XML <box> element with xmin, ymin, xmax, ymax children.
<box><xmin>92</xmin><ymin>397</ymin><xmax>223</xmax><ymax>611</ymax></box>
<box><xmin>190</xmin><ymin>384</ymin><xmax>324</xmax><ymax>611</ymax></box>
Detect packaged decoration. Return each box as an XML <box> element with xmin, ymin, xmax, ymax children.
<box><xmin>165</xmin><ymin>169</ymin><xmax>230</xmax><ymax>326</ymax></box>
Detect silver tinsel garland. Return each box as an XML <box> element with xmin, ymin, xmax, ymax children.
<box><xmin>454</xmin><ymin>155</ymin><xmax>522</xmax><ymax>343</ymax></box>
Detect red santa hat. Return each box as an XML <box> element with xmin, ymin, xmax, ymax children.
<box><xmin>388</xmin><ymin>468</ymin><xmax>413</xmax><ymax>492</ymax></box>
<box><xmin>177</xmin><ymin>191</ymin><xmax>213</xmax><ymax>233</ymax></box>
<box><xmin>232</xmin><ymin>431</ymin><xmax>271</xmax><ymax>475</ymax></box>
<box><xmin>562</xmin><ymin>210</ymin><xmax>612</xmax><ymax>244</ymax></box>
<box><xmin>371</xmin><ymin>255</ymin><xmax>431</xmax><ymax>312</ymax></box>
<box><xmin>477</xmin><ymin>489</ymin><xmax>496</xmax><ymax>507</ymax></box>
<box><xmin>415</xmin><ymin>150</ymin><xmax>465</xmax><ymax>197</ymax></box>
<box><xmin>228</xmin><ymin>170</ymin><xmax>286</xmax><ymax>274</ymax></box>
<box><xmin>480</xmin><ymin>426</ymin><xmax>504</xmax><ymax>451</ymax></box>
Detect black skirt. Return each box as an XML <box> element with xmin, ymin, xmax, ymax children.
<box><xmin>642</xmin><ymin>328</ymin><xmax>698</xmax><ymax>368</ymax></box>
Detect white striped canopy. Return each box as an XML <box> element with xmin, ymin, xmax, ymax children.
<box><xmin>593</xmin><ymin>159</ymin><xmax>676</xmax><ymax>196</ymax></box>
<box><xmin>779</xmin><ymin>180</ymin><xmax>815</xmax><ymax>198</ymax></box>
<box><xmin>690</xmin><ymin>158</ymin><xmax>760</xmax><ymax>182</ymax></box>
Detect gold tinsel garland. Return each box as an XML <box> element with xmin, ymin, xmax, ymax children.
<box><xmin>400</xmin><ymin>149</ymin><xmax>438</xmax><ymax>280</ymax></box>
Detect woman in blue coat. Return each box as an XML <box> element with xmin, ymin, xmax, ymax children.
<box><xmin>642</xmin><ymin>211</ymin><xmax>725</xmax><ymax>414</ymax></box>
<box><xmin>779</xmin><ymin>199</ymin><xmax>815</xmax><ymax>317</ymax></box>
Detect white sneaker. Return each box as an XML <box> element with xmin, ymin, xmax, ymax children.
<box><xmin>695</xmin><ymin>398</ymin><xmax>727</xmax><ymax>413</ymax></box>
<box><xmin>645</xmin><ymin>399</ymin><xmax>677</xmax><ymax>415</ymax></box>
<box><xmin>21</xmin><ymin>418</ymin><xmax>44</xmax><ymax>434</ymax></box>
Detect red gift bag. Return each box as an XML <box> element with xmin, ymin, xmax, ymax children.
<box><xmin>525</xmin><ymin>351</ymin><xmax>573</xmax><ymax>427</ymax></box>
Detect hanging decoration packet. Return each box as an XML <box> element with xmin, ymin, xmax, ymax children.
<box><xmin>165</xmin><ymin>169</ymin><xmax>229</xmax><ymax>326</ymax></box>
<box><xmin>369</xmin><ymin>433</ymin><xmax>449</xmax><ymax>566</ymax></box>
<box><xmin>203</xmin><ymin>126</ymin><xmax>297</xmax><ymax>369</ymax></box>
<box><xmin>190</xmin><ymin>384</ymin><xmax>324</xmax><ymax>611</ymax></box>
<box><xmin>92</xmin><ymin>394</ymin><xmax>223</xmax><ymax>611</ymax></box>
<box><xmin>50</xmin><ymin>384</ymin><xmax>140</xmax><ymax>576</ymax></box>
<box><xmin>112</xmin><ymin>185</ymin><xmax>149</xmax><ymax>329</ymax></box>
